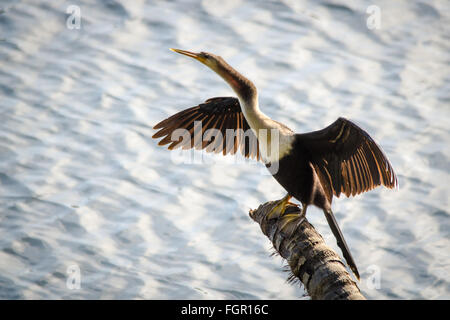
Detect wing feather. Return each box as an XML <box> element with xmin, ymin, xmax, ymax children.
<box><xmin>296</xmin><ymin>117</ymin><xmax>397</xmax><ymax>200</ymax></box>
<box><xmin>153</xmin><ymin>97</ymin><xmax>261</xmax><ymax>161</ymax></box>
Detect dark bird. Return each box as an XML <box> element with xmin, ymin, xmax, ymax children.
<box><xmin>153</xmin><ymin>49</ymin><xmax>398</xmax><ymax>280</ymax></box>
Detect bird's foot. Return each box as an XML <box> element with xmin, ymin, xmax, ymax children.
<box><xmin>280</xmin><ymin>204</ymin><xmax>307</xmax><ymax>235</ymax></box>
<box><xmin>266</xmin><ymin>194</ymin><xmax>292</xmax><ymax>220</ymax></box>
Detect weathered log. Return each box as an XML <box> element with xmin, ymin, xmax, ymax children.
<box><xmin>249</xmin><ymin>200</ymin><xmax>365</xmax><ymax>300</ymax></box>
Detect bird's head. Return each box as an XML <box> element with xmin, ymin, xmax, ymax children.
<box><xmin>170</xmin><ymin>48</ymin><xmax>226</xmax><ymax>74</ymax></box>
<box><xmin>170</xmin><ymin>48</ymin><xmax>256</xmax><ymax>102</ymax></box>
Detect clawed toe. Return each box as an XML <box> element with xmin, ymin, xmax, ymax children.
<box><xmin>266</xmin><ymin>194</ymin><xmax>292</xmax><ymax>220</ymax></box>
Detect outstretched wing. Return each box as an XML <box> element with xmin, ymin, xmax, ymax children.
<box><xmin>296</xmin><ymin>117</ymin><xmax>397</xmax><ymax>201</ymax></box>
<box><xmin>152</xmin><ymin>97</ymin><xmax>261</xmax><ymax>160</ymax></box>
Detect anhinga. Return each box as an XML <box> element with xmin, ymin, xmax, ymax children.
<box><xmin>153</xmin><ymin>49</ymin><xmax>398</xmax><ymax>280</ymax></box>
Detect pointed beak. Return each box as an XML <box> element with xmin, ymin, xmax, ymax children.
<box><xmin>170</xmin><ymin>48</ymin><xmax>206</xmax><ymax>63</ymax></box>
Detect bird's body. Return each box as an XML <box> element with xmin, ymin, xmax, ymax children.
<box><xmin>270</xmin><ymin>138</ymin><xmax>325</xmax><ymax>211</ymax></box>
<box><xmin>153</xmin><ymin>49</ymin><xmax>398</xmax><ymax>280</ymax></box>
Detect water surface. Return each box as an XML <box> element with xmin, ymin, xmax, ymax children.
<box><xmin>0</xmin><ymin>0</ymin><xmax>449</xmax><ymax>299</ymax></box>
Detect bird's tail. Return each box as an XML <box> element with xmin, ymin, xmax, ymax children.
<box><xmin>323</xmin><ymin>209</ymin><xmax>360</xmax><ymax>281</ymax></box>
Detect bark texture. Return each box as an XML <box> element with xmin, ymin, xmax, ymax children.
<box><xmin>249</xmin><ymin>200</ymin><xmax>366</xmax><ymax>300</ymax></box>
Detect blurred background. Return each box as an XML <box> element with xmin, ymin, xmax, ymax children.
<box><xmin>0</xmin><ymin>0</ymin><xmax>448</xmax><ymax>299</ymax></box>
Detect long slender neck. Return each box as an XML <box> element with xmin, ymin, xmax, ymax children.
<box><xmin>212</xmin><ymin>58</ymin><xmax>269</xmax><ymax>132</ymax></box>
<box><xmin>209</xmin><ymin>57</ymin><xmax>295</xmax><ymax>163</ymax></box>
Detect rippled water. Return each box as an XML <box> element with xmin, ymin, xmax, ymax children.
<box><xmin>0</xmin><ymin>0</ymin><xmax>449</xmax><ymax>299</ymax></box>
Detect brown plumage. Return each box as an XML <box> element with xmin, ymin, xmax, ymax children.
<box><xmin>296</xmin><ymin>117</ymin><xmax>398</xmax><ymax>201</ymax></box>
<box><xmin>153</xmin><ymin>97</ymin><xmax>260</xmax><ymax>160</ymax></box>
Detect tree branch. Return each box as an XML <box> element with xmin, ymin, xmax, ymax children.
<box><xmin>249</xmin><ymin>200</ymin><xmax>365</xmax><ymax>300</ymax></box>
